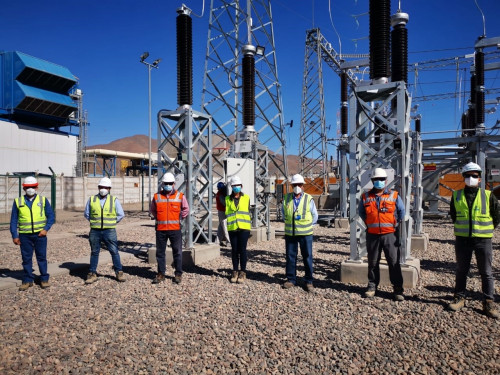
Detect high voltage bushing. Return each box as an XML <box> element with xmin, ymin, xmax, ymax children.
<box><xmin>176</xmin><ymin>8</ymin><xmax>193</xmax><ymax>106</ymax></box>
<box><xmin>242</xmin><ymin>46</ymin><xmax>256</xmax><ymax>127</ymax></box>
<box><xmin>470</xmin><ymin>74</ymin><xmax>476</xmax><ymax>128</ymax></box>
<box><xmin>391</xmin><ymin>12</ymin><xmax>409</xmax><ymax>83</ymax></box>
<box><xmin>475</xmin><ymin>50</ymin><xmax>485</xmax><ymax>126</ymax></box>
<box><xmin>369</xmin><ymin>0</ymin><xmax>391</xmax><ymax>81</ymax></box>
<box><xmin>340</xmin><ymin>72</ymin><xmax>348</xmax><ymax>135</ymax></box>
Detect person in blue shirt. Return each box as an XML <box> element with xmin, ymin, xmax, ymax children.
<box><xmin>10</xmin><ymin>176</ymin><xmax>55</xmax><ymax>291</ymax></box>
<box><xmin>282</xmin><ymin>174</ymin><xmax>318</xmax><ymax>292</ymax></box>
<box><xmin>83</xmin><ymin>177</ymin><xmax>126</xmax><ymax>284</ymax></box>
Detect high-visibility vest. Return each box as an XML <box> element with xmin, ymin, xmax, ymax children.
<box><xmin>225</xmin><ymin>194</ymin><xmax>251</xmax><ymax>231</ymax></box>
<box><xmin>15</xmin><ymin>195</ymin><xmax>47</xmax><ymax>234</ymax></box>
<box><xmin>362</xmin><ymin>190</ymin><xmax>398</xmax><ymax>234</ymax></box>
<box><xmin>283</xmin><ymin>193</ymin><xmax>313</xmax><ymax>236</ymax></box>
<box><xmin>453</xmin><ymin>189</ymin><xmax>494</xmax><ymax>238</ymax></box>
<box><xmin>90</xmin><ymin>195</ymin><xmax>117</xmax><ymax>229</ymax></box>
<box><xmin>154</xmin><ymin>191</ymin><xmax>184</xmax><ymax>231</ymax></box>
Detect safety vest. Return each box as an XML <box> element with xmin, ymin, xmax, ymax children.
<box><xmin>15</xmin><ymin>195</ymin><xmax>47</xmax><ymax>234</ymax></box>
<box><xmin>90</xmin><ymin>195</ymin><xmax>117</xmax><ymax>229</ymax></box>
<box><xmin>154</xmin><ymin>191</ymin><xmax>184</xmax><ymax>231</ymax></box>
<box><xmin>284</xmin><ymin>193</ymin><xmax>313</xmax><ymax>236</ymax></box>
<box><xmin>362</xmin><ymin>190</ymin><xmax>398</xmax><ymax>234</ymax></box>
<box><xmin>225</xmin><ymin>194</ymin><xmax>251</xmax><ymax>231</ymax></box>
<box><xmin>453</xmin><ymin>189</ymin><xmax>494</xmax><ymax>238</ymax></box>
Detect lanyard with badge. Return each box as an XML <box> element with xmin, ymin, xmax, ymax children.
<box><xmin>293</xmin><ymin>194</ymin><xmax>302</xmax><ymax>220</ymax></box>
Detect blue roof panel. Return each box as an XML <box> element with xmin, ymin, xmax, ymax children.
<box><xmin>13</xmin><ymin>51</ymin><xmax>76</xmax><ymax>83</ymax></box>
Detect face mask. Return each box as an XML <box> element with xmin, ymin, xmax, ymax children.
<box><xmin>373</xmin><ymin>180</ymin><xmax>385</xmax><ymax>189</ymax></box>
<box><xmin>26</xmin><ymin>188</ymin><xmax>36</xmax><ymax>197</ymax></box>
<box><xmin>465</xmin><ymin>177</ymin><xmax>479</xmax><ymax>187</ymax></box>
<box><xmin>293</xmin><ymin>186</ymin><xmax>302</xmax><ymax>195</ymax></box>
<box><xmin>232</xmin><ymin>186</ymin><xmax>241</xmax><ymax>194</ymax></box>
<box><xmin>163</xmin><ymin>185</ymin><xmax>173</xmax><ymax>192</ymax></box>
<box><xmin>99</xmin><ymin>188</ymin><xmax>109</xmax><ymax>196</ymax></box>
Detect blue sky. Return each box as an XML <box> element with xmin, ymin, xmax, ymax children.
<box><xmin>3</xmin><ymin>0</ymin><xmax>500</xmax><ymax>157</ymax></box>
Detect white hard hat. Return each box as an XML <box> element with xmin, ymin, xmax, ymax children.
<box><xmin>161</xmin><ymin>172</ymin><xmax>176</xmax><ymax>183</ymax></box>
<box><xmin>230</xmin><ymin>175</ymin><xmax>242</xmax><ymax>185</ymax></box>
<box><xmin>461</xmin><ymin>162</ymin><xmax>482</xmax><ymax>175</ymax></box>
<box><xmin>98</xmin><ymin>177</ymin><xmax>112</xmax><ymax>187</ymax></box>
<box><xmin>371</xmin><ymin>168</ymin><xmax>388</xmax><ymax>179</ymax></box>
<box><xmin>290</xmin><ymin>174</ymin><xmax>305</xmax><ymax>184</ymax></box>
<box><xmin>23</xmin><ymin>176</ymin><xmax>38</xmax><ymax>187</ymax></box>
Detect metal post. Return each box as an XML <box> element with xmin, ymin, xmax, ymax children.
<box><xmin>148</xmin><ymin>64</ymin><xmax>152</xmax><ymax>209</ymax></box>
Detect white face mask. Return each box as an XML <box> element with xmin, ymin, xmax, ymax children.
<box><xmin>293</xmin><ymin>186</ymin><xmax>302</xmax><ymax>195</ymax></box>
<box><xmin>99</xmin><ymin>188</ymin><xmax>109</xmax><ymax>196</ymax></box>
<box><xmin>25</xmin><ymin>188</ymin><xmax>36</xmax><ymax>197</ymax></box>
<box><xmin>465</xmin><ymin>177</ymin><xmax>479</xmax><ymax>187</ymax></box>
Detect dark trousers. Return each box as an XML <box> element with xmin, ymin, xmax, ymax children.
<box><xmin>229</xmin><ymin>230</ymin><xmax>250</xmax><ymax>271</ymax></box>
<box><xmin>20</xmin><ymin>233</ymin><xmax>49</xmax><ymax>283</ymax></box>
<box><xmin>285</xmin><ymin>235</ymin><xmax>314</xmax><ymax>284</ymax></box>
<box><xmin>156</xmin><ymin>230</ymin><xmax>183</xmax><ymax>276</ymax></box>
<box><xmin>454</xmin><ymin>236</ymin><xmax>494</xmax><ymax>300</ymax></box>
<box><xmin>366</xmin><ymin>232</ymin><xmax>403</xmax><ymax>290</ymax></box>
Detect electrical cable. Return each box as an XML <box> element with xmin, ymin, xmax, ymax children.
<box><xmin>328</xmin><ymin>0</ymin><xmax>342</xmax><ymax>58</ymax></box>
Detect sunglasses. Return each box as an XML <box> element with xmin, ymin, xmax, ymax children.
<box><xmin>372</xmin><ymin>178</ymin><xmax>386</xmax><ymax>182</ymax></box>
<box><xmin>163</xmin><ymin>182</ymin><xmax>174</xmax><ymax>186</ymax></box>
<box><xmin>292</xmin><ymin>183</ymin><xmax>304</xmax><ymax>187</ymax></box>
<box><xmin>464</xmin><ymin>174</ymin><xmax>479</xmax><ymax>178</ymax></box>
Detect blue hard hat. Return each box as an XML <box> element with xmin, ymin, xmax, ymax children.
<box><xmin>217</xmin><ymin>181</ymin><xmax>226</xmax><ymax>189</ymax></box>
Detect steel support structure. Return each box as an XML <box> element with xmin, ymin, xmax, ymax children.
<box><xmin>347</xmin><ymin>81</ymin><xmax>413</xmax><ymax>263</ymax></box>
<box><xmin>157</xmin><ymin>107</ymin><xmax>213</xmax><ymax>249</ymax></box>
<box><xmin>201</xmin><ymin>0</ymin><xmax>288</xmax><ymax>181</ymax></box>
<box><xmin>300</xmin><ymin>29</ymin><xmax>328</xmax><ymax>193</ymax></box>
<box><xmin>411</xmin><ymin>130</ymin><xmax>424</xmax><ymax>235</ymax></box>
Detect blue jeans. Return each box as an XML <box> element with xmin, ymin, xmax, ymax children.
<box><xmin>229</xmin><ymin>230</ymin><xmax>250</xmax><ymax>271</ymax></box>
<box><xmin>19</xmin><ymin>233</ymin><xmax>49</xmax><ymax>283</ymax></box>
<box><xmin>156</xmin><ymin>230</ymin><xmax>183</xmax><ymax>276</ymax></box>
<box><xmin>88</xmin><ymin>228</ymin><xmax>122</xmax><ymax>273</ymax></box>
<box><xmin>454</xmin><ymin>236</ymin><xmax>494</xmax><ymax>300</ymax></box>
<box><xmin>285</xmin><ymin>235</ymin><xmax>313</xmax><ymax>284</ymax></box>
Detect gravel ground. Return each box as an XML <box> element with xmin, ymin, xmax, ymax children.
<box><xmin>0</xmin><ymin>207</ymin><xmax>499</xmax><ymax>374</ymax></box>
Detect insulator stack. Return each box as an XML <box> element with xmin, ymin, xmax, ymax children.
<box><xmin>242</xmin><ymin>53</ymin><xmax>255</xmax><ymax>126</ymax></box>
<box><xmin>340</xmin><ymin>72</ymin><xmax>348</xmax><ymax>135</ymax></box>
<box><xmin>475</xmin><ymin>50</ymin><xmax>485</xmax><ymax>127</ymax></box>
<box><xmin>470</xmin><ymin>74</ymin><xmax>476</xmax><ymax>128</ymax></box>
<box><xmin>391</xmin><ymin>13</ymin><xmax>409</xmax><ymax>83</ymax></box>
<box><xmin>176</xmin><ymin>11</ymin><xmax>193</xmax><ymax>106</ymax></box>
<box><xmin>461</xmin><ymin>112</ymin><xmax>468</xmax><ymax>133</ymax></box>
<box><xmin>415</xmin><ymin>117</ymin><xmax>421</xmax><ymax>133</ymax></box>
<box><xmin>369</xmin><ymin>0</ymin><xmax>391</xmax><ymax>81</ymax></box>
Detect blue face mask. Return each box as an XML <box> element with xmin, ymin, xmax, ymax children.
<box><xmin>232</xmin><ymin>186</ymin><xmax>241</xmax><ymax>193</ymax></box>
<box><xmin>163</xmin><ymin>184</ymin><xmax>173</xmax><ymax>192</ymax></box>
<box><xmin>373</xmin><ymin>180</ymin><xmax>385</xmax><ymax>189</ymax></box>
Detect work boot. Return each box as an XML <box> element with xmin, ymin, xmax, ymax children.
<box><xmin>393</xmin><ymin>287</ymin><xmax>404</xmax><ymax>302</ymax></box>
<box><xmin>40</xmin><ymin>280</ymin><xmax>51</xmax><ymax>289</ymax></box>
<box><xmin>174</xmin><ymin>274</ymin><xmax>182</xmax><ymax>284</ymax></box>
<box><xmin>447</xmin><ymin>296</ymin><xmax>465</xmax><ymax>312</ymax></box>
<box><xmin>19</xmin><ymin>282</ymin><xmax>33</xmax><ymax>291</ymax></box>
<box><xmin>236</xmin><ymin>271</ymin><xmax>246</xmax><ymax>284</ymax></box>
<box><xmin>152</xmin><ymin>273</ymin><xmax>165</xmax><ymax>284</ymax></box>
<box><xmin>364</xmin><ymin>286</ymin><xmax>376</xmax><ymax>298</ymax></box>
<box><xmin>483</xmin><ymin>300</ymin><xmax>499</xmax><ymax>319</ymax></box>
<box><xmin>85</xmin><ymin>273</ymin><xmax>98</xmax><ymax>285</ymax></box>
<box><xmin>305</xmin><ymin>283</ymin><xmax>314</xmax><ymax>293</ymax></box>
<box><xmin>115</xmin><ymin>271</ymin><xmax>126</xmax><ymax>282</ymax></box>
<box><xmin>282</xmin><ymin>281</ymin><xmax>295</xmax><ymax>289</ymax></box>
<box><xmin>230</xmin><ymin>271</ymin><xmax>239</xmax><ymax>283</ymax></box>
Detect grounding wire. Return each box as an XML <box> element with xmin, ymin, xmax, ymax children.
<box><xmin>328</xmin><ymin>0</ymin><xmax>342</xmax><ymax>58</ymax></box>
<box><xmin>474</xmin><ymin>0</ymin><xmax>486</xmax><ymax>38</ymax></box>
<box><xmin>190</xmin><ymin>0</ymin><xmax>205</xmax><ymax>18</ymax></box>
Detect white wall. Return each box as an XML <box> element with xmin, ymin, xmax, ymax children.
<box><xmin>0</xmin><ymin>119</ymin><xmax>77</xmax><ymax>176</ymax></box>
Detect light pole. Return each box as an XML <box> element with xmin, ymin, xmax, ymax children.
<box><xmin>140</xmin><ymin>52</ymin><xmax>161</xmax><ymax>211</ymax></box>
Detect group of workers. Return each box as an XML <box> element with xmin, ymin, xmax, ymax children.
<box><xmin>9</xmin><ymin>162</ymin><xmax>499</xmax><ymax>318</ymax></box>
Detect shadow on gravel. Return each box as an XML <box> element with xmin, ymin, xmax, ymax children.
<box><xmin>314</xmin><ymin>235</ymin><xmax>350</xmax><ymax>246</ymax></box>
<box><xmin>429</xmin><ymin>238</ymin><xmax>455</xmax><ymax>246</ymax></box>
<box><xmin>420</xmin><ymin>259</ymin><xmax>455</xmax><ymax>275</ymax></box>
<box><xmin>121</xmin><ymin>265</ymin><xmax>156</xmax><ymax>280</ymax></box>
<box><xmin>59</xmin><ymin>262</ymin><xmax>89</xmax><ymax>280</ymax></box>
<box><xmin>0</xmin><ymin>268</ymin><xmax>23</xmax><ymax>280</ymax></box>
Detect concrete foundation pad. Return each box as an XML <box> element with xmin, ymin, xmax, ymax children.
<box><xmin>340</xmin><ymin>257</ymin><xmax>420</xmax><ymax>289</ymax></box>
<box><xmin>148</xmin><ymin>243</ymin><xmax>220</xmax><ymax>267</ymax></box>
<box><xmin>335</xmin><ymin>218</ymin><xmax>349</xmax><ymax>229</ymax></box>
<box><xmin>411</xmin><ymin>233</ymin><xmax>429</xmax><ymax>251</ymax></box>
<box><xmin>248</xmin><ymin>227</ymin><xmax>275</xmax><ymax>243</ymax></box>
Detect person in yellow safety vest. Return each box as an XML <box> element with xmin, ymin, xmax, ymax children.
<box><xmin>358</xmin><ymin>168</ymin><xmax>405</xmax><ymax>301</ymax></box>
<box><xmin>83</xmin><ymin>177</ymin><xmax>126</xmax><ymax>284</ymax></box>
<box><xmin>10</xmin><ymin>176</ymin><xmax>55</xmax><ymax>291</ymax></box>
<box><xmin>225</xmin><ymin>175</ymin><xmax>251</xmax><ymax>284</ymax></box>
<box><xmin>282</xmin><ymin>174</ymin><xmax>318</xmax><ymax>293</ymax></box>
<box><xmin>447</xmin><ymin>162</ymin><xmax>500</xmax><ymax>319</ymax></box>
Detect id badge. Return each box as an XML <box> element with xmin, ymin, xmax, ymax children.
<box><xmin>296</xmin><ymin>215</ymin><xmax>301</xmax><ymax>220</ymax></box>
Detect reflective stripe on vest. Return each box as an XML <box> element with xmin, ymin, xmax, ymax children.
<box><xmin>15</xmin><ymin>195</ymin><xmax>47</xmax><ymax>233</ymax></box>
<box><xmin>90</xmin><ymin>195</ymin><xmax>117</xmax><ymax>229</ymax></box>
<box><xmin>155</xmin><ymin>191</ymin><xmax>183</xmax><ymax>230</ymax></box>
<box><xmin>453</xmin><ymin>189</ymin><xmax>494</xmax><ymax>238</ymax></box>
<box><xmin>225</xmin><ymin>194</ymin><xmax>251</xmax><ymax>231</ymax></box>
<box><xmin>362</xmin><ymin>190</ymin><xmax>398</xmax><ymax>234</ymax></box>
<box><xmin>284</xmin><ymin>193</ymin><xmax>313</xmax><ymax>236</ymax></box>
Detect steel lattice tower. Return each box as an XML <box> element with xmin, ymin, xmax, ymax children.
<box><xmin>201</xmin><ymin>0</ymin><xmax>288</xmax><ymax>181</ymax></box>
<box><xmin>299</xmin><ymin>29</ymin><xmax>328</xmax><ymax>193</ymax></box>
